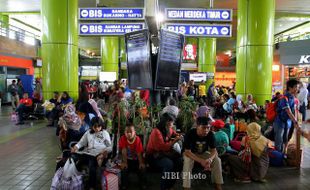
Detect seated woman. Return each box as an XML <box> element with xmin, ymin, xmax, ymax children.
<box><xmin>51</xmin><ymin>92</ymin><xmax>74</xmax><ymax>131</ymax></box>
<box><xmin>71</xmin><ymin>117</ymin><xmax>112</xmax><ymax>190</ymax></box>
<box><xmin>58</xmin><ymin>104</ymin><xmax>83</xmax><ymax>150</ymax></box>
<box><xmin>146</xmin><ymin>113</ymin><xmax>182</xmax><ymax>190</ymax></box>
<box><xmin>16</xmin><ymin>92</ymin><xmax>33</xmax><ymax>125</ymax></box>
<box><xmin>233</xmin><ymin>95</ymin><xmax>247</xmax><ymax>120</ymax></box>
<box><xmin>228</xmin><ymin>122</ymin><xmax>271</xmax><ymax>183</ymax></box>
<box><xmin>245</xmin><ymin>94</ymin><xmax>258</xmax><ymax>112</ymax></box>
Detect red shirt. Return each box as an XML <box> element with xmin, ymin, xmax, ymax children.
<box><xmin>146</xmin><ymin>128</ymin><xmax>177</xmax><ymax>154</ymax></box>
<box><xmin>20</xmin><ymin>98</ymin><xmax>33</xmax><ymax>107</ymax></box>
<box><xmin>119</xmin><ymin>135</ymin><xmax>143</xmax><ymax>160</ymax></box>
<box><xmin>140</xmin><ymin>90</ymin><xmax>150</xmax><ymax>106</ymax></box>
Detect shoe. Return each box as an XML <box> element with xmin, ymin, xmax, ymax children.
<box><xmin>252</xmin><ymin>178</ymin><xmax>267</xmax><ymax>183</ymax></box>
<box><xmin>234</xmin><ymin>178</ymin><xmax>251</xmax><ymax>183</ymax></box>
<box><xmin>16</xmin><ymin>122</ymin><xmax>25</xmax><ymax>125</ymax></box>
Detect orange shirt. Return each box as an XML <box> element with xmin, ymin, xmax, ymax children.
<box><xmin>146</xmin><ymin>127</ymin><xmax>177</xmax><ymax>154</ymax></box>
<box><xmin>20</xmin><ymin>98</ymin><xmax>33</xmax><ymax>107</ymax></box>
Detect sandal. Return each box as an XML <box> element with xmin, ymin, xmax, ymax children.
<box><xmin>234</xmin><ymin>178</ymin><xmax>251</xmax><ymax>183</ymax></box>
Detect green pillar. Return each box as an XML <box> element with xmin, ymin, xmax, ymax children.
<box><xmin>198</xmin><ymin>38</ymin><xmax>217</xmax><ymax>90</ymax></box>
<box><xmin>101</xmin><ymin>37</ymin><xmax>119</xmax><ymax>79</ymax></box>
<box><xmin>236</xmin><ymin>0</ymin><xmax>275</xmax><ymax>105</ymax></box>
<box><xmin>0</xmin><ymin>13</ymin><xmax>9</xmax><ymax>27</ymax></box>
<box><xmin>41</xmin><ymin>0</ymin><xmax>78</xmax><ymax>101</ymax></box>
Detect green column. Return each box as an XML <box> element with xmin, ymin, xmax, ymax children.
<box><xmin>101</xmin><ymin>37</ymin><xmax>119</xmax><ymax>79</ymax></box>
<box><xmin>236</xmin><ymin>0</ymin><xmax>275</xmax><ymax>105</ymax></box>
<box><xmin>41</xmin><ymin>0</ymin><xmax>78</xmax><ymax>101</ymax></box>
<box><xmin>0</xmin><ymin>13</ymin><xmax>9</xmax><ymax>27</ymax></box>
<box><xmin>198</xmin><ymin>38</ymin><xmax>217</xmax><ymax>90</ymax></box>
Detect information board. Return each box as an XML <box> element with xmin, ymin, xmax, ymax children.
<box><xmin>79</xmin><ymin>23</ymin><xmax>145</xmax><ymax>36</ymax></box>
<box><xmin>125</xmin><ymin>29</ymin><xmax>153</xmax><ymax>89</ymax></box>
<box><xmin>155</xmin><ymin>29</ymin><xmax>185</xmax><ymax>90</ymax></box>
<box><xmin>79</xmin><ymin>8</ymin><xmax>144</xmax><ymax>20</ymax></box>
<box><xmin>165</xmin><ymin>8</ymin><xmax>232</xmax><ymax>22</ymax></box>
<box><xmin>164</xmin><ymin>23</ymin><xmax>232</xmax><ymax>37</ymax></box>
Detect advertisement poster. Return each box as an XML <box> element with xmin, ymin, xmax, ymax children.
<box><xmin>183</xmin><ymin>44</ymin><xmax>197</xmax><ymax>61</ymax></box>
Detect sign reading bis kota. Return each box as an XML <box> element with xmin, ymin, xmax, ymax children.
<box><xmin>79</xmin><ymin>8</ymin><xmax>144</xmax><ymax>20</ymax></box>
<box><xmin>79</xmin><ymin>23</ymin><xmax>145</xmax><ymax>35</ymax></box>
<box><xmin>164</xmin><ymin>24</ymin><xmax>232</xmax><ymax>37</ymax></box>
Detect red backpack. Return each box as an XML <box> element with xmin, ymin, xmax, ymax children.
<box><xmin>266</xmin><ymin>96</ymin><xmax>288</xmax><ymax>122</ymax></box>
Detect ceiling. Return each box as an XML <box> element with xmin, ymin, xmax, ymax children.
<box><xmin>1</xmin><ymin>0</ymin><xmax>310</xmax><ymax>56</ymax></box>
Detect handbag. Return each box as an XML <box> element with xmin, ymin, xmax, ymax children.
<box><xmin>230</xmin><ymin>132</ymin><xmax>246</xmax><ymax>151</ymax></box>
<box><xmin>10</xmin><ymin>112</ymin><xmax>18</xmax><ymax>124</ymax></box>
<box><xmin>238</xmin><ymin>136</ymin><xmax>252</xmax><ymax>164</ymax></box>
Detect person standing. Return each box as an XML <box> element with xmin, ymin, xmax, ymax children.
<box><xmin>8</xmin><ymin>80</ymin><xmax>19</xmax><ymax>110</ymax></box>
<box><xmin>298</xmin><ymin>82</ymin><xmax>308</xmax><ymax>121</ymax></box>
<box><xmin>17</xmin><ymin>79</ymin><xmax>24</xmax><ymax>99</ymax></box>
<box><xmin>273</xmin><ymin>79</ymin><xmax>300</xmax><ymax>153</ymax></box>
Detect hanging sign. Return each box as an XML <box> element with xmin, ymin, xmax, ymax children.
<box><xmin>79</xmin><ymin>23</ymin><xmax>145</xmax><ymax>36</ymax></box>
<box><xmin>165</xmin><ymin>8</ymin><xmax>232</xmax><ymax>22</ymax></box>
<box><xmin>79</xmin><ymin>8</ymin><xmax>144</xmax><ymax>20</ymax></box>
<box><xmin>164</xmin><ymin>23</ymin><xmax>232</xmax><ymax>37</ymax></box>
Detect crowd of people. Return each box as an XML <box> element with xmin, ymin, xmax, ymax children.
<box><xmin>8</xmin><ymin>78</ymin><xmax>310</xmax><ymax>190</ymax></box>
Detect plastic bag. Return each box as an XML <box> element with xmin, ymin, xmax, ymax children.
<box><xmin>63</xmin><ymin>158</ymin><xmax>79</xmax><ymax>179</ymax></box>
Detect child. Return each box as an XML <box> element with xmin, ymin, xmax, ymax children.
<box><xmin>72</xmin><ymin>117</ymin><xmax>112</xmax><ymax>190</ymax></box>
<box><xmin>119</xmin><ymin>122</ymin><xmax>146</xmax><ymax>190</ymax></box>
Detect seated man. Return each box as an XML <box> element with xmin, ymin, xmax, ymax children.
<box><xmin>183</xmin><ymin>117</ymin><xmax>223</xmax><ymax>190</ymax></box>
<box><xmin>16</xmin><ymin>92</ymin><xmax>33</xmax><ymax>125</ymax></box>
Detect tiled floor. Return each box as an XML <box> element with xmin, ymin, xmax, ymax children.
<box><xmin>0</xmin><ymin>105</ymin><xmax>310</xmax><ymax>190</ymax></box>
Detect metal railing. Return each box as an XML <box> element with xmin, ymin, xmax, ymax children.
<box><xmin>0</xmin><ymin>20</ymin><xmax>40</xmax><ymax>46</ymax></box>
<box><xmin>274</xmin><ymin>32</ymin><xmax>310</xmax><ymax>43</ymax></box>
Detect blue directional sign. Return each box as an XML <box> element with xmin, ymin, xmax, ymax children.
<box><xmin>79</xmin><ymin>23</ymin><xmax>145</xmax><ymax>36</ymax></box>
<box><xmin>165</xmin><ymin>8</ymin><xmax>232</xmax><ymax>22</ymax></box>
<box><xmin>79</xmin><ymin>8</ymin><xmax>144</xmax><ymax>20</ymax></box>
<box><xmin>164</xmin><ymin>23</ymin><xmax>232</xmax><ymax>37</ymax></box>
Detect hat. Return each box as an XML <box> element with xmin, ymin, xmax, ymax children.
<box><xmin>196</xmin><ymin>117</ymin><xmax>211</xmax><ymax>126</ymax></box>
<box><xmin>196</xmin><ymin>106</ymin><xmax>210</xmax><ymax>118</ymax></box>
<box><xmin>211</xmin><ymin>120</ymin><xmax>225</xmax><ymax>129</ymax></box>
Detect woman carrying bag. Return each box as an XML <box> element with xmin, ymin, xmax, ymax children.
<box><xmin>228</xmin><ymin>122</ymin><xmax>271</xmax><ymax>183</ymax></box>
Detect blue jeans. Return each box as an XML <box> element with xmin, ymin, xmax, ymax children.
<box><xmin>152</xmin><ymin>156</ymin><xmax>182</xmax><ymax>190</ymax></box>
<box><xmin>299</xmin><ymin>102</ymin><xmax>306</xmax><ymax>121</ymax></box>
<box><xmin>273</xmin><ymin>118</ymin><xmax>291</xmax><ymax>152</ymax></box>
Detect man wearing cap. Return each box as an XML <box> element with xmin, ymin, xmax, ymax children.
<box><xmin>183</xmin><ymin>117</ymin><xmax>223</xmax><ymax>190</ymax></box>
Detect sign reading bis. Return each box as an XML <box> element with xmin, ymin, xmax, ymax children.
<box><xmin>79</xmin><ymin>8</ymin><xmax>144</xmax><ymax>20</ymax></box>
<box><xmin>165</xmin><ymin>24</ymin><xmax>232</xmax><ymax>37</ymax></box>
<box><xmin>165</xmin><ymin>8</ymin><xmax>232</xmax><ymax>22</ymax></box>
<box><xmin>79</xmin><ymin>23</ymin><xmax>145</xmax><ymax>35</ymax></box>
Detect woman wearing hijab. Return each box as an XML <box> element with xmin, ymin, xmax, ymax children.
<box><xmin>228</xmin><ymin>122</ymin><xmax>271</xmax><ymax>183</ymax></box>
<box><xmin>58</xmin><ymin>104</ymin><xmax>83</xmax><ymax>150</ymax></box>
<box><xmin>233</xmin><ymin>94</ymin><xmax>247</xmax><ymax>120</ymax></box>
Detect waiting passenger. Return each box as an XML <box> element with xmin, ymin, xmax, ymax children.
<box><xmin>16</xmin><ymin>92</ymin><xmax>33</xmax><ymax>125</ymax></box>
<box><xmin>273</xmin><ymin>79</ymin><xmax>299</xmax><ymax>152</ymax></box>
<box><xmin>60</xmin><ymin>91</ymin><xmax>73</xmax><ymax>106</ymax></box>
<box><xmin>45</xmin><ymin>91</ymin><xmax>60</xmax><ymax>126</ymax></box>
<box><xmin>146</xmin><ymin>113</ymin><xmax>182</xmax><ymax>190</ymax></box>
<box><xmin>182</xmin><ymin>117</ymin><xmax>223</xmax><ymax>190</ymax></box>
<box><xmin>119</xmin><ymin>122</ymin><xmax>146</xmax><ymax>190</ymax></box>
<box><xmin>71</xmin><ymin>117</ymin><xmax>112</xmax><ymax>190</ymax></box>
<box><xmin>228</xmin><ymin>122</ymin><xmax>270</xmax><ymax>183</ymax></box>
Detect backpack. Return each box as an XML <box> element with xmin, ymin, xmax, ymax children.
<box><xmin>266</xmin><ymin>96</ymin><xmax>288</xmax><ymax>123</ymax></box>
<box><xmin>268</xmin><ymin>149</ymin><xmax>285</xmax><ymax>167</ymax></box>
